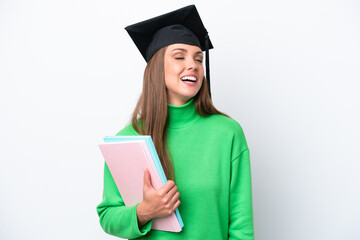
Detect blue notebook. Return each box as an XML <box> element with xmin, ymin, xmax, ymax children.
<box><xmin>104</xmin><ymin>135</ymin><xmax>184</xmax><ymax>228</ymax></box>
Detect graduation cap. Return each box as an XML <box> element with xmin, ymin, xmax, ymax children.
<box><xmin>125</xmin><ymin>5</ymin><xmax>214</xmax><ymax>98</ymax></box>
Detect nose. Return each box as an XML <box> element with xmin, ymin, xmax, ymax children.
<box><xmin>186</xmin><ymin>58</ymin><xmax>198</xmax><ymax>71</ymax></box>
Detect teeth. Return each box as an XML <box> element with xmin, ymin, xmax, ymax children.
<box><xmin>181</xmin><ymin>76</ymin><xmax>197</xmax><ymax>81</ymax></box>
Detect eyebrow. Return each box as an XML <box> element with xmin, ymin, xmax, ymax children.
<box><xmin>171</xmin><ymin>48</ymin><xmax>203</xmax><ymax>55</ymax></box>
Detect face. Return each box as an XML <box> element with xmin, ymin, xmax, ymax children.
<box><xmin>164</xmin><ymin>43</ymin><xmax>204</xmax><ymax>106</ymax></box>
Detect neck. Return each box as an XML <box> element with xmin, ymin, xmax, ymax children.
<box><xmin>167</xmin><ymin>95</ymin><xmax>192</xmax><ymax>106</ymax></box>
<box><xmin>167</xmin><ymin>98</ymin><xmax>200</xmax><ymax>129</ymax></box>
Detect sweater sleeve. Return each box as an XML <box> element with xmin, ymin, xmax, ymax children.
<box><xmin>96</xmin><ymin>162</ymin><xmax>152</xmax><ymax>239</ymax></box>
<box><xmin>228</xmin><ymin>148</ymin><xmax>255</xmax><ymax>240</ymax></box>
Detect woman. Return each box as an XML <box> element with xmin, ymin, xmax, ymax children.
<box><xmin>97</xmin><ymin>5</ymin><xmax>254</xmax><ymax>240</ymax></box>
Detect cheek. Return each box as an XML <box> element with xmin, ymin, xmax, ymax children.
<box><xmin>168</xmin><ymin>64</ymin><xmax>182</xmax><ymax>76</ymax></box>
<box><xmin>165</xmin><ymin>64</ymin><xmax>182</xmax><ymax>88</ymax></box>
<box><xmin>164</xmin><ymin>66</ymin><xmax>178</xmax><ymax>89</ymax></box>
<box><xmin>198</xmin><ymin>77</ymin><xmax>204</xmax><ymax>89</ymax></box>
<box><xmin>165</xmin><ymin>62</ymin><xmax>182</xmax><ymax>83</ymax></box>
<box><xmin>198</xmin><ymin>66</ymin><xmax>205</xmax><ymax>80</ymax></box>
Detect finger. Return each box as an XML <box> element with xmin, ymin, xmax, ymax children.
<box><xmin>160</xmin><ymin>185</ymin><xmax>178</xmax><ymax>205</ymax></box>
<box><xmin>166</xmin><ymin>185</ymin><xmax>178</xmax><ymax>199</ymax></box>
<box><xmin>143</xmin><ymin>168</ymin><xmax>153</xmax><ymax>189</ymax></box>
<box><xmin>158</xmin><ymin>180</ymin><xmax>175</xmax><ymax>196</ymax></box>
<box><xmin>172</xmin><ymin>200</ymin><xmax>181</xmax><ymax>211</ymax></box>
<box><xmin>169</xmin><ymin>191</ymin><xmax>180</xmax><ymax>206</ymax></box>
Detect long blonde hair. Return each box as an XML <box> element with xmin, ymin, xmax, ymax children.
<box><xmin>131</xmin><ymin>46</ymin><xmax>229</xmax><ymax>181</ymax></box>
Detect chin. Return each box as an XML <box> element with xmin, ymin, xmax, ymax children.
<box><xmin>182</xmin><ymin>92</ymin><xmax>198</xmax><ymax>99</ymax></box>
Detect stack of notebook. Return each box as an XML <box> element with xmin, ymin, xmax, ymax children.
<box><xmin>98</xmin><ymin>136</ymin><xmax>184</xmax><ymax>232</ymax></box>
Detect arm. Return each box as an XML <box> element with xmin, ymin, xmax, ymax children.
<box><xmin>96</xmin><ymin>164</ymin><xmax>180</xmax><ymax>238</ymax></box>
<box><xmin>229</xmin><ymin>148</ymin><xmax>255</xmax><ymax>240</ymax></box>
<box><xmin>96</xmin><ymin>163</ymin><xmax>152</xmax><ymax>239</ymax></box>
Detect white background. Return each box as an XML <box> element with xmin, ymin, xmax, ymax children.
<box><xmin>1</xmin><ymin>0</ymin><xmax>359</xmax><ymax>239</ymax></box>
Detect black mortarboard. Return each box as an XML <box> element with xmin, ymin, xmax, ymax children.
<box><xmin>125</xmin><ymin>5</ymin><xmax>214</xmax><ymax>98</ymax></box>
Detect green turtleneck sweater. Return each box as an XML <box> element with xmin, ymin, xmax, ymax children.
<box><xmin>97</xmin><ymin>98</ymin><xmax>254</xmax><ymax>239</ymax></box>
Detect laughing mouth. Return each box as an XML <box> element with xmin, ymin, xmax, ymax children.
<box><xmin>180</xmin><ymin>76</ymin><xmax>197</xmax><ymax>82</ymax></box>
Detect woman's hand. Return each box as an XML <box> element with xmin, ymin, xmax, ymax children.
<box><xmin>136</xmin><ymin>168</ymin><xmax>181</xmax><ymax>227</ymax></box>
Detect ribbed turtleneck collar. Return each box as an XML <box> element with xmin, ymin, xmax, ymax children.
<box><xmin>167</xmin><ymin>98</ymin><xmax>201</xmax><ymax>129</ymax></box>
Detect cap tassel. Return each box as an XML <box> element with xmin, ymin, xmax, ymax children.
<box><xmin>205</xmin><ymin>34</ymin><xmax>211</xmax><ymax>99</ymax></box>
